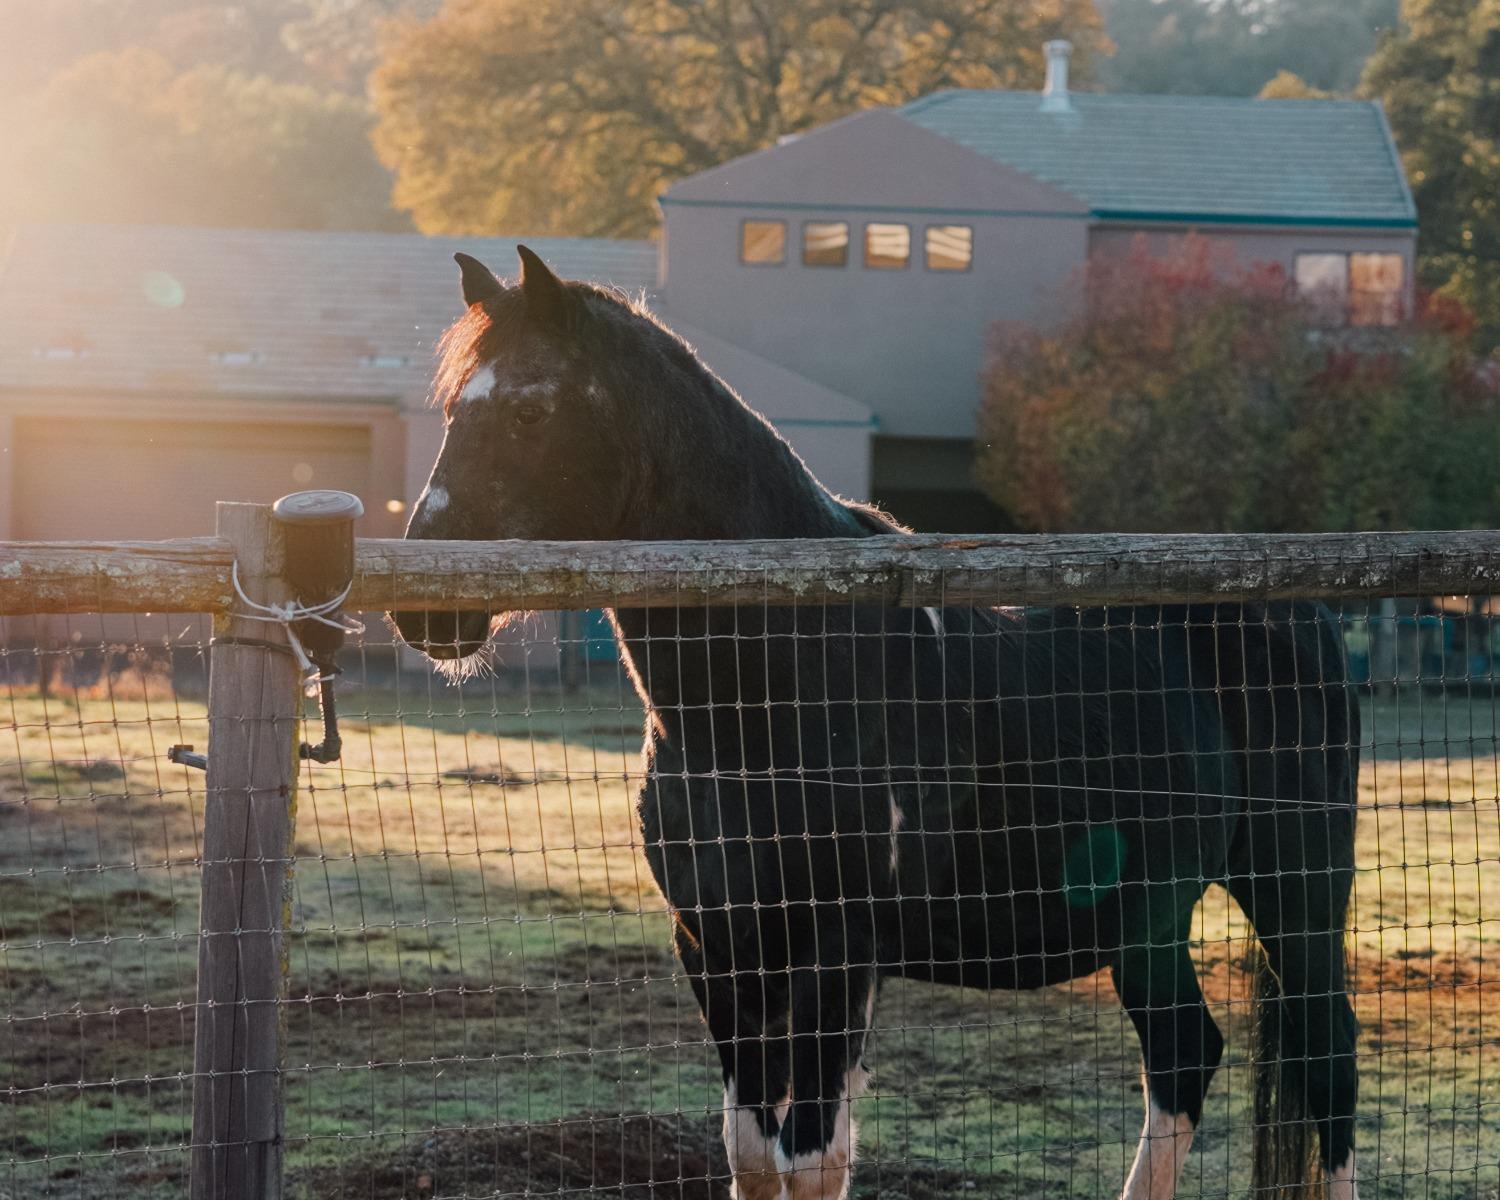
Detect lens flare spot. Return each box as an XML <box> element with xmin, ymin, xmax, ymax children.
<box><xmin>140</xmin><ymin>271</ymin><xmax>185</xmax><ymax>309</ymax></box>
<box><xmin>292</xmin><ymin>462</ymin><xmax>315</xmax><ymax>484</ymax></box>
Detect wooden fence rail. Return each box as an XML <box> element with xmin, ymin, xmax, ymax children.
<box><xmin>3</xmin><ymin>530</ymin><xmax>1500</xmax><ymax>616</ymax></box>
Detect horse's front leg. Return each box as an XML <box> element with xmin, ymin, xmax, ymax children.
<box><xmin>722</xmin><ymin>968</ymin><xmax>793</xmax><ymax>1200</ymax></box>
<box><xmin>777</xmin><ymin>929</ymin><xmax>877</xmax><ymax>1200</ymax></box>
<box><xmin>1113</xmin><ymin>940</ymin><xmax>1224</xmax><ymax>1200</ymax></box>
<box><xmin>675</xmin><ymin>919</ymin><xmax>792</xmax><ymax>1200</ymax></box>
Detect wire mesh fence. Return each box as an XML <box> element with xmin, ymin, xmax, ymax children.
<box><xmin>0</xmin><ymin>543</ymin><xmax>1497</xmax><ymax>1199</ymax></box>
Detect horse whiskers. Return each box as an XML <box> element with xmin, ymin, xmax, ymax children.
<box><xmin>432</xmin><ymin>641</ymin><xmax>496</xmax><ymax>684</ymax></box>
<box><xmin>425</xmin><ymin>611</ymin><xmax>541</xmax><ymax>685</ymax></box>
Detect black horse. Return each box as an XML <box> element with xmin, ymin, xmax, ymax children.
<box><xmin>391</xmin><ymin>248</ymin><xmax>1361</xmax><ymax>1200</ymax></box>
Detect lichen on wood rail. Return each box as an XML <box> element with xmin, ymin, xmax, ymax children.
<box><xmin>3</xmin><ymin>530</ymin><xmax>1499</xmax><ymax>616</ymax></box>
<box><xmin>346</xmin><ymin>530</ymin><xmax>1500</xmax><ymax>612</ymax></box>
<box><xmin>0</xmin><ymin>537</ymin><xmax>234</xmax><ymax>614</ymax></box>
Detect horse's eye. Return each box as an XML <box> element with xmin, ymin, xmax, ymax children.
<box><xmin>514</xmin><ymin>404</ymin><xmax>546</xmax><ymax>426</ymax></box>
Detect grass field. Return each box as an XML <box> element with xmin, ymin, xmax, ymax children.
<box><xmin>0</xmin><ymin>658</ymin><xmax>1495</xmax><ymax>1198</ymax></box>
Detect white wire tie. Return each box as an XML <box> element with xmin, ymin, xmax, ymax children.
<box><xmin>229</xmin><ymin>560</ymin><xmax>365</xmax><ymax>683</ymax></box>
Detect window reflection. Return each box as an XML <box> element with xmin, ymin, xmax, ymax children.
<box><xmin>865</xmin><ymin>223</ymin><xmax>910</xmax><ymax>269</ymax></box>
<box><xmin>1350</xmin><ymin>253</ymin><xmax>1405</xmax><ymax>326</ymax></box>
<box><xmin>926</xmin><ymin>225</ymin><xmax>972</xmax><ymax>271</ymax></box>
<box><xmin>740</xmin><ymin>219</ymin><xmax>786</xmax><ymax>265</ymax></box>
<box><xmin>1295</xmin><ymin>253</ymin><xmax>1349</xmax><ymax>323</ymax></box>
<box><xmin>803</xmin><ymin>222</ymin><xmax>849</xmax><ymax>267</ymax></box>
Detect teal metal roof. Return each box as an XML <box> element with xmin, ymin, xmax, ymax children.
<box><xmin>899</xmin><ymin>91</ymin><xmax>1415</xmax><ymax>227</ymax></box>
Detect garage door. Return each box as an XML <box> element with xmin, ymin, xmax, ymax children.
<box><xmin>14</xmin><ymin>416</ymin><xmax>372</xmax><ymax>540</ymax></box>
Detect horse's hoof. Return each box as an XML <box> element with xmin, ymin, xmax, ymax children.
<box><xmin>730</xmin><ymin>1172</ymin><xmax>789</xmax><ymax>1200</ymax></box>
<box><xmin>785</xmin><ymin>1158</ymin><xmax>849</xmax><ymax>1200</ymax></box>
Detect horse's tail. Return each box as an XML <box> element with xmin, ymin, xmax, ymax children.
<box><xmin>1250</xmin><ymin>947</ymin><xmax>1323</xmax><ymax>1199</ymax></box>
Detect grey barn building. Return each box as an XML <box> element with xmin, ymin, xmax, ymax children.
<box><xmin>0</xmin><ymin>42</ymin><xmax>1416</xmax><ymax>540</ymax></box>
<box><xmin>657</xmin><ymin>42</ymin><xmax>1416</xmax><ymax>528</ymax></box>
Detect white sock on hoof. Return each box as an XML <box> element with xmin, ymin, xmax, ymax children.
<box><xmin>1120</xmin><ymin>1100</ymin><xmax>1195</xmax><ymax>1200</ymax></box>
<box><xmin>1327</xmin><ymin>1151</ymin><xmax>1358</xmax><ymax>1200</ymax></box>
<box><xmin>775</xmin><ymin>1070</ymin><xmax>866</xmax><ymax>1200</ymax></box>
<box><xmin>724</xmin><ymin>1083</ymin><xmax>789</xmax><ymax>1200</ymax></box>
<box><xmin>776</xmin><ymin>1130</ymin><xmax>854</xmax><ymax>1200</ymax></box>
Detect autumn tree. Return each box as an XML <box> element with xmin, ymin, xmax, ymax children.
<box><xmin>1257</xmin><ymin>69</ymin><xmax>1333</xmax><ymax>99</ymax></box>
<box><xmin>370</xmin><ymin>0</ymin><xmax>1106</xmax><ymax>238</ymax></box>
<box><xmin>1362</xmin><ymin>0</ymin><xmax>1500</xmax><ymax>351</ymax></box>
<box><xmin>281</xmin><ymin>0</ymin><xmax>440</xmax><ymax>92</ymax></box>
<box><xmin>0</xmin><ymin>47</ymin><xmax>407</xmax><ymax>231</ymax></box>
<box><xmin>975</xmin><ymin>240</ymin><xmax>1500</xmax><ymax>534</ymax></box>
<box><xmin>0</xmin><ymin>1</ymin><xmax>316</xmax><ymax>101</ymax></box>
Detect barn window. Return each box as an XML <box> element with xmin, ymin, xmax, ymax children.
<box><xmin>210</xmin><ymin>350</ymin><xmax>263</xmax><ymax>366</ymax></box>
<box><xmin>925</xmin><ymin>225</ymin><xmax>973</xmax><ymax>271</ymax></box>
<box><xmin>1297</xmin><ymin>252</ymin><xmax>1405</xmax><ymax>327</ymax></box>
<box><xmin>802</xmin><ymin>222</ymin><xmax>849</xmax><ymax>267</ymax></box>
<box><xmin>358</xmin><ymin>353</ymin><xmax>412</xmax><ymax>368</ymax></box>
<box><xmin>864</xmin><ymin>223</ymin><xmax>910</xmax><ymax>269</ymax></box>
<box><xmin>1295</xmin><ymin>254</ymin><xmax>1350</xmax><ymax>324</ymax></box>
<box><xmin>740</xmin><ymin>220</ymin><xmax>786</xmax><ymax>265</ymax></box>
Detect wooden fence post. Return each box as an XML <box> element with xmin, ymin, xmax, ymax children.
<box><xmin>190</xmin><ymin>502</ymin><xmax>301</xmax><ymax>1200</ymax></box>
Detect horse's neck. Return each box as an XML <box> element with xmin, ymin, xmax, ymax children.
<box><xmin>613</xmin><ymin>456</ymin><xmax>878</xmax><ymax>727</ymax></box>
<box><xmin>611</xmin><ymin>380</ymin><xmax>891</xmax><ymax>725</ymax></box>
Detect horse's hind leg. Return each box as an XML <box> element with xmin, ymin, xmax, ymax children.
<box><xmin>1112</xmin><ymin>933</ymin><xmax>1225</xmax><ymax>1200</ymax></box>
<box><xmin>778</xmin><ymin>942</ymin><xmax>877</xmax><ymax>1200</ymax></box>
<box><xmin>675</xmin><ymin>922</ymin><xmax>791</xmax><ymax>1200</ymax></box>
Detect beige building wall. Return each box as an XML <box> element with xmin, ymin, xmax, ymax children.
<box><xmin>776</xmin><ymin>424</ymin><xmax>872</xmax><ymax>500</ymax></box>
<box><xmin>0</xmin><ymin>394</ymin><xmax>407</xmax><ymax>541</ymax></box>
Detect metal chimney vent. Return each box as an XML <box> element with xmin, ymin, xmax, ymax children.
<box><xmin>1041</xmin><ymin>39</ymin><xmax>1074</xmax><ymax>112</ymax></box>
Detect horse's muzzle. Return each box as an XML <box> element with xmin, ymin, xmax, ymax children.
<box><xmin>387</xmin><ymin>609</ymin><xmax>492</xmax><ymax>660</ymax></box>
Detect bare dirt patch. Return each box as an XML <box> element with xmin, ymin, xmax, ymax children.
<box><xmin>292</xmin><ymin>1112</ymin><xmax>729</xmax><ymax>1199</ymax></box>
<box><xmin>289</xmin><ymin>1111</ymin><xmax>980</xmax><ymax>1200</ymax></box>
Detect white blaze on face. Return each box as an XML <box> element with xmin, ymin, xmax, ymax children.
<box><xmin>459</xmin><ymin>364</ymin><xmax>497</xmax><ymax>404</ymax></box>
<box><xmin>419</xmin><ymin>485</ymin><xmax>449</xmax><ymax>515</ymax></box>
<box><xmin>1120</xmin><ymin>1101</ymin><xmax>1194</xmax><ymax>1200</ymax></box>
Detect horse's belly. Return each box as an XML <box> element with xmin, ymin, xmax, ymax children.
<box><xmin>881</xmin><ymin>886</ymin><xmax>1115</xmax><ymax>989</ymax></box>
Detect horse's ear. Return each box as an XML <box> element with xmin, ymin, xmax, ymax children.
<box><xmin>455</xmin><ymin>252</ymin><xmax>503</xmax><ymax>307</ymax></box>
<box><xmin>516</xmin><ymin>244</ymin><xmax>578</xmax><ymax>330</ymax></box>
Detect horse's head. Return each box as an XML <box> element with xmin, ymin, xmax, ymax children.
<box><xmin>389</xmin><ymin>245</ymin><xmax>861</xmax><ymax>669</ymax></box>
<box><xmin>388</xmin><ymin>246</ymin><xmax>700</xmax><ymax>665</ymax></box>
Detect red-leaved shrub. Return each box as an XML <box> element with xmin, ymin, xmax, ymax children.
<box><xmin>977</xmin><ymin>237</ymin><xmax>1499</xmax><ymax>533</ymax></box>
